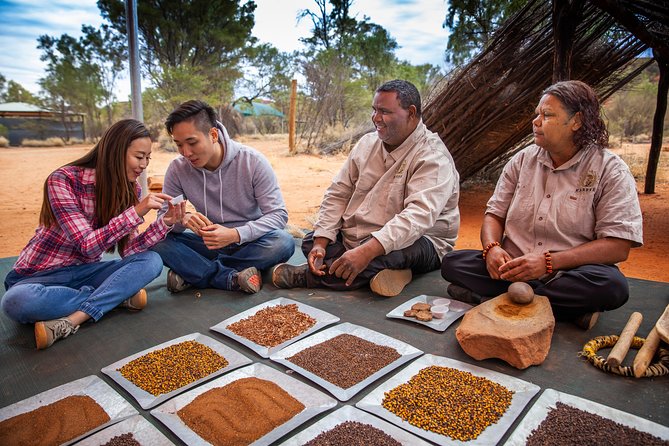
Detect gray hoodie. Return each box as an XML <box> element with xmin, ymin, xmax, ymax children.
<box><xmin>159</xmin><ymin>123</ymin><xmax>288</xmax><ymax>244</ymax></box>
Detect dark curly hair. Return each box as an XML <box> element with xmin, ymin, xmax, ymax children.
<box><xmin>542</xmin><ymin>80</ymin><xmax>608</xmax><ymax>150</ymax></box>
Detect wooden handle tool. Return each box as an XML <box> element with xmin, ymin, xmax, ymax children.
<box><xmin>606</xmin><ymin>312</ymin><xmax>643</xmax><ymax>367</ymax></box>
<box><xmin>655</xmin><ymin>304</ymin><xmax>669</xmax><ymax>344</ymax></box>
<box><xmin>632</xmin><ymin>327</ymin><xmax>661</xmax><ymax>378</ymax></box>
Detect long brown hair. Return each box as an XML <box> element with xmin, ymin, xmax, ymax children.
<box><xmin>39</xmin><ymin>119</ymin><xmax>151</xmax><ymax>253</ymax></box>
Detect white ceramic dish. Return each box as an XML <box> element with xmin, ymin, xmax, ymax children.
<box><xmin>386</xmin><ymin>294</ymin><xmax>472</xmax><ymax>332</ymax></box>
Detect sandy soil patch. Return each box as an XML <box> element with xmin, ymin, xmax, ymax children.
<box><xmin>1</xmin><ymin>137</ymin><xmax>667</xmax><ymax>282</ymax></box>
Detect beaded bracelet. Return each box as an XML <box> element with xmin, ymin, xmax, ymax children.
<box><xmin>544</xmin><ymin>251</ymin><xmax>553</xmax><ymax>274</ymax></box>
<box><xmin>482</xmin><ymin>241</ymin><xmax>501</xmax><ymax>259</ymax></box>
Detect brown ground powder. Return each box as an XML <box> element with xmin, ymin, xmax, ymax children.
<box><xmin>0</xmin><ymin>394</ymin><xmax>110</xmax><ymax>446</ymax></box>
<box><xmin>177</xmin><ymin>377</ymin><xmax>305</xmax><ymax>446</ymax></box>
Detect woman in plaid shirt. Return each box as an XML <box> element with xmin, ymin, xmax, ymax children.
<box><xmin>2</xmin><ymin>119</ymin><xmax>185</xmax><ymax>349</ymax></box>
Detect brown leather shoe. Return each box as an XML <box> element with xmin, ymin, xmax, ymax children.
<box><xmin>370</xmin><ymin>269</ymin><xmax>412</xmax><ymax>297</ymax></box>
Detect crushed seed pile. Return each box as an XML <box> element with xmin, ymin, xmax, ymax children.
<box><xmin>382</xmin><ymin>365</ymin><xmax>514</xmax><ymax>441</ymax></box>
<box><xmin>118</xmin><ymin>340</ymin><xmax>229</xmax><ymax>396</ymax></box>
<box><xmin>287</xmin><ymin>333</ymin><xmax>401</xmax><ymax>389</ymax></box>
<box><xmin>227</xmin><ymin>304</ymin><xmax>317</xmax><ymax>347</ymax></box>
<box><xmin>177</xmin><ymin>377</ymin><xmax>305</xmax><ymax>446</ymax></box>
<box><xmin>0</xmin><ymin>395</ymin><xmax>110</xmax><ymax>446</ymax></box>
<box><xmin>101</xmin><ymin>432</ymin><xmax>141</xmax><ymax>446</ymax></box>
<box><xmin>526</xmin><ymin>402</ymin><xmax>669</xmax><ymax>446</ymax></box>
<box><xmin>303</xmin><ymin>421</ymin><xmax>402</xmax><ymax>445</ymax></box>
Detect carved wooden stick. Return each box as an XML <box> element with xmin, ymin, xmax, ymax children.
<box><xmin>633</xmin><ymin>327</ymin><xmax>661</xmax><ymax>378</ymax></box>
<box><xmin>606</xmin><ymin>312</ymin><xmax>643</xmax><ymax>367</ymax></box>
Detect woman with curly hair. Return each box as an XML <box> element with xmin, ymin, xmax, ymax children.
<box><xmin>441</xmin><ymin>80</ymin><xmax>643</xmax><ymax>330</ymax></box>
<box><xmin>2</xmin><ymin>119</ymin><xmax>185</xmax><ymax>349</ymax></box>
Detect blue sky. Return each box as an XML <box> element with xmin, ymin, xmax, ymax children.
<box><xmin>0</xmin><ymin>0</ymin><xmax>449</xmax><ymax>100</ymax></box>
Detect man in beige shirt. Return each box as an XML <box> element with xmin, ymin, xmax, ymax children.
<box><xmin>272</xmin><ymin>79</ymin><xmax>460</xmax><ymax>296</ymax></box>
<box><xmin>441</xmin><ymin>80</ymin><xmax>643</xmax><ymax>329</ymax></box>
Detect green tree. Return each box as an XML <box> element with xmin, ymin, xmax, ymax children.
<box><xmin>235</xmin><ymin>44</ymin><xmax>296</xmax><ymax>106</ymax></box>
<box><xmin>38</xmin><ymin>33</ymin><xmax>104</xmax><ymax>139</ymax></box>
<box><xmin>297</xmin><ymin>0</ymin><xmax>403</xmax><ymax>145</ymax></box>
<box><xmin>443</xmin><ymin>0</ymin><xmax>526</xmax><ymax>66</ymax></box>
<box><xmin>98</xmin><ymin>0</ymin><xmax>257</xmax><ymax>108</ymax></box>
<box><xmin>80</xmin><ymin>24</ymin><xmax>127</xmax><ymax>125</ymax></box>
<box><xmin>0</xmin><ymin>74</ymin><xmax>40</xmax><ymax>104</ymax></box>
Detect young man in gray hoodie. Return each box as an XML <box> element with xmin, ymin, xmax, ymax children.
<box><xmin>152</xmin><ymin>100</ymin><xmax>294</xmax><ymax>294</ymax></box>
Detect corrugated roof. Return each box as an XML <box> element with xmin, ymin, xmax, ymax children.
<box><xmin>0</xmin><ymin>102</ymin><xmax>50</xmax><ymax>113</ymax></box>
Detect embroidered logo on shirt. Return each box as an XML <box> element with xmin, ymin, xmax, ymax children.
<box><xmin>576</xmin><ymin>170</ymin><xmax>598</xmax><ymax>192</ymax></box>
<box><xmin>394</xmin><ymin>160</ymin><xmax>407</xmax><ymax>178</ymax></box>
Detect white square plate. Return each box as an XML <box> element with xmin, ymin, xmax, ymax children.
<box><xmin>101</xmin><ymin>332</ymin><xmax>252</xmax><ymax>409</ymax></box>
<box><xmin>356</xmin><ymin>354</ymin><xmax>540</xmax><ymax>445</ymax></box>
<box><xmin>150</xmin><ymin>363</ymin><xmax>337</xmax><ymax>446</ymax></box>
<box><xmin>386</xmin><ymin>294</ymin><xmax>473</xmax><ymax>332</ymax></box>
<box><xmin>75</xmin><ymin>414</ymin><xmax>175</xmax><ymax>445</ymax></box>
<box><xmin>0</xmin><ymin>375</ymin><xmax>137</xmax><ymax>446</ymax></box>
<box><xmin>277</xmin><ymin>405</ymin><xmax>433</xmax><ymax>446</ymax></box>
<box><xmin>210</xmin><ymin>297</ymin><xmax>340</xmax><ymax>358</ymax></box>
<box><xmin>270</xmin><ymin>322</ymin><xmax>423</xmax><ymax>401</ymax></box>
<box><xmin>503</xmin><ymin>388</ymin><xmax>669</xmax><ymax>445</ymax></box>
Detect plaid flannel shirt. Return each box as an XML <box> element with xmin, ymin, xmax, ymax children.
<box><xmin>13</xmin><ymin>166</ymin><xmax>170</xmax><ymax>275</ymax></box>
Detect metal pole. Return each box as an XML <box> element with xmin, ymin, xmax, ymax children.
<box><xmin>126</xmin><ymin>0</ymin><xmax>148</xmax><ymax>195</ymax></box>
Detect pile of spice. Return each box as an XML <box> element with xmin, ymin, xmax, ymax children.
<box><xmin>382</xmin><ymin>365</ymin><xmax>514</xmax><ymax>441</ymax></box>
<box><xmin>526</xmin><ymin>402</ymin><xmax>669</xmax><ymax>446</ymax></box>
<box><xmin>0</xmin><ymin>395</ymin><xmax>110</xmax><ymax>446</ymax></box>
<box><xmin>287</xmin><ymin>333</ymin><xmax>401</xmax><ymax>389</ymax></box>
<box><xmin>177</xmin><ymin>377</ymin><xmax>304</xmax><ymax>446</ymax></box>
<box><xmin>227</xmin><ymin>304</ymin><xmax>317</xmax><ymax>347</ymax></box>
<box><xmin>303</xmin><ymin>421</ymin><xmax>402</xmax><ymax>446</ymax></box>
<box><xmin>118</xmin><ymin>340</ymin><xmax>228</xmax><ymax>396</ymax></box>
<box><xmin>101</xmin><ymin>432</ymin><xmax>141</xmax><ymax>446</ymax></box>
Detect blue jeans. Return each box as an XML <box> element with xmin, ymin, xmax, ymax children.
<box><xmin>150</xmin><ymin>229</ymin><xmax>295</xmax><ymax>290</ymax></box>
<box><xmin>2</xmin><ymin>251</ymin><xmax>163</xmax><ymax>323</ymax></box>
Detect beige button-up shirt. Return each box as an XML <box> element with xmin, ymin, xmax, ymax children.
<box><xmin>313</xmin><ymin>121</ymin><xmax>460</xmax><ymax>260</ymax></box>
<box><xmin>486</xmin><ymin>144</ymin><xmax>643</xmax><ymax>258</ymax></box>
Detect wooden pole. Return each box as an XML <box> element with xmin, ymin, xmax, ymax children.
<box><xmin>288</xmin><ymin>79</ymin><xmax>297</xmax><ymax>154</ymax></box>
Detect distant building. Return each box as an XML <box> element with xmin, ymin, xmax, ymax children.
<box><xmin>0</xmin><ymin>102</ymin><xmax>85</xmax><ymax>146</ymax></box>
